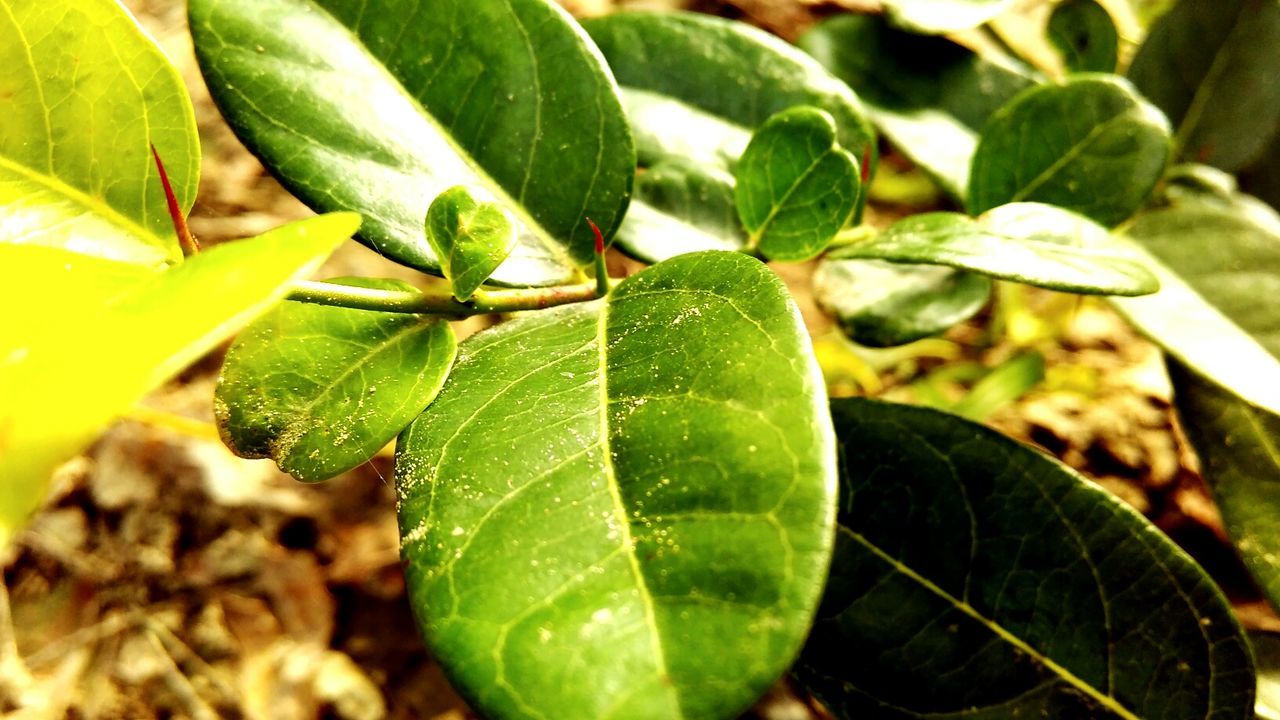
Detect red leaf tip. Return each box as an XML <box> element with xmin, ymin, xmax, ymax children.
<box><xmin>150</xmin><ymin>143</ymin><xmax>199</xmax><ymax>257</ymax></box>
<box><xmin>587</xmin><ymin>218</ymin><xmax>605</xmax><ymax>255</ymax></box>
<box><xmin>860</xmin><ymin>145</ymin><xmax>872</xmax><ymax>185</ymax></box>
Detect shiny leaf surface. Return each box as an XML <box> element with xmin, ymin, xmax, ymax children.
<box><xmin>189</xmin><ymin>0</ymin><xmax>634</xmax><ymax>285</ymax></box>
<box><xmin>968</xmin><ymin>75</ymin><xmax>1171</xmax><ymax>226</ymax></box>
<box><xmin>583</xmin><ymin>11</ymin><xmax>875</xmax><ymax>263</ymax></box>
<box><xmin>798</xmin><ymin>14</ymin><xmax>1035</xmax><ymax>198</ymax></box>
<box><xmin>881</xmin><ymin>0</ymin><xmax>1016</xmax><ymax>34</ymax></box>
<box><xmin>0</xmin><ymin>214</ymin><xmax>358</xmax><ymax>549</ymax></box>
<box><xmin>813</xmin><ymin>258</ymin><xmax>991</xmax><ymax>347</ymax></box>
<box><xmin>833</xmin><ymin>203</ymin><xmax>1159</xmax><ymax>295</ymax></box>
<box><xmin>0</xmin><ymin>0</ymin><xmax>199</xmax><ymax>264</ymax></box>
<box><xmin>216</xmin><ymin>278</ymin><xmax>456</xmax><ymax>482</ymax></box>
<box><xmin>396</xmin><ymin>251</ymin><xmax>836</xmax><ymax>720</ymax></box>
<box><xmin>795</xmin><ymin>397</ymin><xmax>1255</xmax><ymax>719</ymax></box>
<box><xmin>426</xmin><ymin>186</ymin><xmax>518</xmax><ymax>301</ymax></box>
<box><xmin>736</xmin><ymin>107</ymin><xmax>860</xmax><ymax>262</ymax></box>
<box><xmin>1128</xmin><ymin>0</ymin><xmax>1280</xmax><ymax>171</ymax></box>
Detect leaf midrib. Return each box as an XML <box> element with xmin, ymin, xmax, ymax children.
<box><xmin>1010</xmin><ymin>109</ymin><xmax>1134</xmax><ymax>203</ymax></box>
<box><xmin>0</xmin><ymin>154</ymin><xmax>168</xmax><ymax>257</ymax></box>
<box><xmin>595</xmin><ymin>297</ymin><xmax>684</xmax><ymax>718</ymax></box>
<box><xmin>1171</xmin><ymin>3</ymin><xmax>1249</xmax><ymax>157</ymax></box>
<box><xmin>836</xmin><ymin>524</ymin><xmax>1142</xmax><ymax>720</ymax></box>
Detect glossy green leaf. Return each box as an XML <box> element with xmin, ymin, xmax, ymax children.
<box><xmin>1111</xmin><ymin>195</ymin><xmax>1280</xmax><ymax>611</ymax></box>
<box><xmin>833</xmin><ymin>203</ymin><xmax>1159</xmax><ymax>295</ymax></box>
<box><xmin>882</xmin><ymin>0</ymin><xmax>1016</xmax><ymax>34</ymax></box>
<box><xmin>426</xmin><ymin>186</ymin><xmax>518</xmax><ymax>301</ymax></box>
<box><xmin>1252</xmin><ymin>631</ymin><xmax>1280</xmax><ymax>720</ymax></box>
<box><xmin>396</xmin><ymin>251</ymin><xmax>837</xmax><ymax>720</ymax></box>
<box><xmin>969</xmin><ymin>75</ymin><xmax>1171</xmax><ymax>226</ymax></box>
<box><xmin>0</xmin><ymin>0</ymin><xmax>199</xmax><ymax>265</ymax></box>
<box><xmin>799</xmin><ymin>14</ymin><xmax>1036</xmax><ymax>198</ymax></box>
<box><xmin>0</xmin><ymin>213</ymin><xmax>359</xmax><ymax>549</ymax></box>
<box><xmin>1127</xmin><ymin>0</ymin><xmax>1280</xmax><ymax>172</ymax></box>
<box><xmin>794</xmin><ymin>397</ymin><xmax>1255</xmax><ymax>719</ymax></box>
<box><xmin>1048</xmin><ymin>0</ymin><xmax>1119</xmax><ymax>73</ymax></box>
<box><xmin>583</xmin><ymin>11</ymin><xmax>875</xmax><ymax>264</ymax></box>
<box><xmin>813</xmin><ymin>258</ymin><xmax>991</xmax><ymax>347</ymax></box>
<box><xmin>618</xmin><ymin>160</ymin><xmax>745</xmax><ymax>263</ymax></box>
<box><xmin>189</xmin><ymin>0</ymin><xmax>633</xmax><ymax>286</ymax></box>
<box><xmin>735</xmin><ymin>107</ymin><xmax>860</xmax><ymax>262</ymax></box>
<box><xmin>215</xmin><ymin>278</ymin><xmax>456</xmax><ymax>483</ymax></box>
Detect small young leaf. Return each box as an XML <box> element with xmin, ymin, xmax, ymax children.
<box><xmin>736</xmin><ymin>107</ymin><xmax>860</xmax><ymax>261</ymax></box>
<box><xmin>425</xmin><ymin>186</ymin><xmax>518</xmax><ymax>301</ymax></box>
<box><xmin>813</xmin><ymin>258</ymin><xmax>991</xmax><ymax>347</ymax></box>
<box><xmin>396</xmin><ymin>251</ymin><xmax>837</xmax><ymax>720</ymax></box>
<box><xmin>1128</xmin><ymin>0</ymin><xmax>1280</xmax><ymax>171</ymax></box>
<box><xmin>1047</xmin><ymin>0</ymin><xmax>1119</xmax><ymax>73</ymax></box>
<box><xmin>583</xmin><ymin>11</ymin><xmax>875</xmax><ymax>263</ymax></box>
<box><xmin>216</xmin><ymin>278</ymin><xmax>456</xmax><ymax>483</ymax></box>
<box><xmin>969</xmin><ymin>75</ymin><xmax>1171</xmax><ymax>226</ymax></box>
<box><xmin>951</xmin><ymin>351</ymin><xmax>1045</xmax><ymax>420</ymax></box>
<box><xmin>799</xmin><ymin>14</ymin><xmax>1037</xmax><ymax>199</ymax></box>
<box><xmin>881</xmin><ymin>0</ymin><xmax>1016</xmax><ymax>34</ymax></box>
<box><xmin>189</xmin><ymin>0</ymin><xmax>634</xmax><ymax>286</ymax></box>
<box><xmin>832</xmin><ymin>202</ymin><xmax>1159</xmax><ymax>296</ymax></box>
<box><xmin>794</xmin><ymin>398</ymin><xmax>1255</xmax><ymax>720</ymax></box>
<box><xmin>0</xmin><ymin>213</ymin><xmax>358</xmax><ymax>549</ymax></box>
<box><xmin>0</xmin><ymin>0</ymin><xmax>199</xmax><ymax>265</ymax></box>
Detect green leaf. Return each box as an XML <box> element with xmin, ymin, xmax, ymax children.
<box><xmin>1110</xmin><ymin>195</ymin><xmax>1280</xmax><ymax>611</ymax></box>
<box><xmin>616</xmin><ymin>159</ymin><xmax>745</xmax><ymax>263</ymax></box>
<box><xmin>396</xmin><ymin>251</ymin><xmax>837</xmax><ymax>720</ymax></box>
<box><xmin>1252</xmin><ymin>631</ymin><xmax>1280</xmax><ymax>720</ymax></box>
<box><xmin>799</xmin><ymin>14</ymin><xmax>1036</xmax><ymax>199</ymax></box>
<box><xmin>426</xmin><ymin>186</ymin><xmax>518</xmax><ymax>301</ymax></box>
<box><xmin>189</xmin><ymin>0</ymin><xmax>634</xmax><ymax>286</ymax></box>
<box><xmin>813</xmin><ymin>258</ymin><xmax>991</xmax><ymax>347</ymax></box>
<box><xmin>1048</xmin><ymin>0</ymin><xmax>1119</xmax><ymax>73</ymax></box>
<box><xmin>794</xmin><ymin>397</ymin><xmax>1255</xmax><ymax>719</ymax></box>
<box><xmin>833</xmin><ymin>203</ymin><xmax>1159</xmax><ymax>296</ymax></box>
<box><xmin>0</xmin><ymin>0</ymin><xmax>199</xmax><ymax>265</ymax></box>
<box><xmin>1127</xmin><ymin>0</ymin><xmax>1280</xmax><ymax>172</ymax></box>
<box><xmin>882</xmin><ymin>0</ymin><xmax>1016</xmax><ymax>33</ymax></box>
<box><xmin>215</xmin><ymin>278</ymin><xmax>456</xmax><ymax>483</ymax></box>
<box><xmin>951</xmin><ymin>351</ymin><xmax>1045</xmax><ymax>420</ymax></box>
<box><xmin>582</xmin><ymin>11</ymin><xmax>875</xmax><ymax>264</ymax></box>
<box><xmin>0</xmin><ymin>213</ymin><xmax>359</xmax><ymax>549</ymax></box>
<box><xmin>735</xmin><ymin>107</ymin><xmax>860</xmax><ymax>262</ymax></box>
<box><xmin>968</xmin><ymin>75</ymin><xmax>1171</xmax><ymax>226</ymax></box>
<box><xmin>1241</xmin><ymin>134</ymin><xmax>1280</xmax><ymax>212</ymax></box>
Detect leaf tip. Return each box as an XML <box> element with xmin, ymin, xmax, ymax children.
<box><xmin>587</xmin><ymin>217</ymin><xmax>605</xmax><ymax>256</ymax></box>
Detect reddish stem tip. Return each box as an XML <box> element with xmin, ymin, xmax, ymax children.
<box><xmin>860</xmin><ymin>145</ymin><xmax>872</xmax><ymax>185</ymax></box>
<box><xmin>587</xmin><ymin>218</ymin><xmax>605</xmax><ymax>255</ymax></box>
<box><xmin>150</xmin><ymin>143</ymin><xmax>199</xmax><ymax>256</ymax></box>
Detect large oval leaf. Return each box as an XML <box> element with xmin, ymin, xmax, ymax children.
<box><xmin>215</xmin><ymin>278</ymin><xmax>457</xmax><ymax>483</ymax></box>
<box><xmin>794</xmin><ymin>397</ymin><xmax>1255</xmax><ymax>719</ymax></box>
<box><xmin>832</xmin><ymin>203</ymin><xmax>1159</xmax><ymax>296</ymax></box>
<box><xmin>0</xmin><ymin>0</ymin><xmax>199</xmax><ymax>265</ymax></box>
<box><xmin>1112</xmin><ymin>193</ymin><xmax>1280</xmax><ymax>612</ymax></box>
<box><xmin>582</xmin><ymin>11</ymin><xmax>875</xmax><ymax>264</ymax></box>
<box><xmin>396</xmin><ymin>251</ymin><xmax>837</xmax><ymax>720</ymax></box>
<box><xmin>189</xmin><ymin>0</ymin><xmax>634</xmax><ymax>286</ymax></box>
<box><xmin>798</xmin><ymin>14</ymin><xmax>1036</xmax><ymax>199</ymax></box>
<box><xmin>813</xmin><ymin>258</ymin><xmax>991</xmax><ymax>347</ymax></box>
<box><xmin>968</xmin><ymin>75</ymin><xmax>1171</xmax><ymax>226</ymax></box>
<box><xmin>1127</xmin><ymin>0</ymin><xmax>1280</xmax><ymax>172</ymax></box>
<box><xmin>0</xmin><ymin>213</ymin><xmax>359</xmax><ymax>549</ymax></box>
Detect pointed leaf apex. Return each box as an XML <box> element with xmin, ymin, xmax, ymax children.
<box><xmin>588</xmin><ymin>218</ymin><xmax>605</xmax><ymax>256</ymax></box>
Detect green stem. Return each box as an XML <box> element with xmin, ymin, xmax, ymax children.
<box><xmin>288</xmin><ymin>279</ymin><xmax>603</xmax><ymax>316</ymax></box>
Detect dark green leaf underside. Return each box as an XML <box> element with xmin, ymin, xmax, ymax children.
<box><xmin>396</xmin><ymin>251</ymin><xmax>836</xmax><ymax>720</ymax></box>
<box><xmin>795</xmin><ymin>398</ymin><xmax>1254</xmax><ymax>720</ymax></box>
<box><xmin>216</xmin><ymin>277</ymin><xmax>456</xmax><ymax>482</ymax></box>
<box><xmin>1048</xmin><ymin>0</ymin><xmax>1119</xmax><ymax>73</ymax></box>
<box><xmin>813</xmin><ymin>258</ymin><xmax>991</xmax><ymax>347</ymax></box>
<box><xmin>189</xmin><ymin>0</ymin><xmax>633</xmax><ymax>286</ymax></box>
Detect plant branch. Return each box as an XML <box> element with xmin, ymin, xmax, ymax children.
<box><xmin>288</xmin><ymin>279</ymin><xmax>604</xmax><ymax>316</ymax></box>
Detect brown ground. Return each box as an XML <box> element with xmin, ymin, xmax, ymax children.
<box><xmin>1</xmin><ymin>1</ymin><xmax>1270</xmax><ymax>719</ymax></box>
